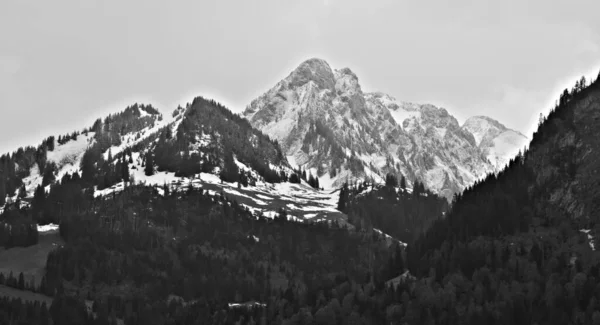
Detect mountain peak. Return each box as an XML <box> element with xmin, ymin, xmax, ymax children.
<box><xmin>366</xmin><ymin>92</ymin><xmax>396</xmax><ymax>101</ymax></box>
<box><xmin>464</xmin><ymin>115</ymin><xmax>508</xmax><ymax>132</ymax></box>
<box><xmin>287</xmin><ymin>58</ymin><xmax>335</xmax><ymax>91</ymax></box>
<box><xmin>336</xmin><ymin>67</ymin><xmax>358</xmax><ymax>80</ymax></box>
<box><xmin>462</xmin><ymin>116</ymin><xmax>527</xmax><ymax>143</ymax></box>
<box><xmin>244</xmin><ymin>60</ymin><xmax>527</xmax><ymax>198</ymax></box>
<box><xmin>334</xmin><ymin>67</ymin><xmax>363</xmax><ymax>96</ymax></box>
<box><xmin>461</xmin><ymin>115</ymin><xmax>529</xmax><ymax>170</ymax></box>
<box><xmin>299</xmin><ymin>57</ymin><xmax>330</xmax><ymax>68</ymax></box>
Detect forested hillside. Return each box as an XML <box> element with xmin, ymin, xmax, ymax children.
<box><xmin>398</xmin><ymin>73</ymin><xmax>600</xmax><ymax>324</ymax></box>
<box><xmin>338</xmin><ymin>175</ymin><xmax>448</xmax><ymax>244</ymax></box>
<box><xmin>151</xmin><ymin>97</ymin><xmax>287</xmax><ymax>183</ymax></box>
<box><xmin>2</xmin><ymin>183</ymin><xmax>406</xmax><ymax>324</ymax></box>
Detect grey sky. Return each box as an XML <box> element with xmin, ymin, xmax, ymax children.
<box><xmin>1</xmin><ymin>0</ymin><xmax>599</xmax><ymax>154</ymax></box>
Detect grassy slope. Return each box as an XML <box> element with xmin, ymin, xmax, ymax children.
<box><xmin>0</xmin><ymin>230</ymin><xmax>64</xmax><ymax>287</ymax></box>
<box><xmin>0</xmin><ymin>284</ymin><xmax>53</xmax><ymax>306</ymax></box>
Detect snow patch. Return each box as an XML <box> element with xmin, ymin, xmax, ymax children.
<box><xmin>389</xmin><ymin>108</ymin><xmax>421</xmax><ymax>131</ymax></box>
<box><xmin>21</xmin><ymin>163</ymin><xmax>42</xmax><ymax>197</ymax></box>
<box><xmin>47</xmin><ymin>133</ymin><xmax>95</xmax><ymax>181</ymax></box>
<box><xmin>374</xmin><ymin>228</ymin><xmax>407</xmax><ymax>246</ymax></box>
<box><xmin>37</xmin><ymin>224</ymin><xmax>59</xmax><ymax>233</ymax></box>
<box><xmin>223</xmin><ymin>188</ymin><xmax>268</xmax><ymax>205</ymax></box>
<box><xmin>228</xmin><ymin>302</ymin><xmax>266</xmax><ymax>309</ymax></box>
<box><xmin>286</xmin><ymin>155</ymin><xmax>299</xmax><ymax>169</ymax></box>
<box><xmin>581</xmin><ymin>229</ymin><xmax>595</xmax><ymax>251</ymax></box>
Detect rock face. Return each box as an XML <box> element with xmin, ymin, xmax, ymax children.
<box><xmin>461</xmin><ymin>116</ymin><xmax>529</xmax><ymax>170</ymax></box>
<box><xmin>243</xmin><ymin>58</ymin><xmax>529</xmax><ymax>199</ymax></box>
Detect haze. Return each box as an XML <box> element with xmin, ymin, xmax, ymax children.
<box><xmin>1</xmin><ymin>0</ymin><xmax>599</xmax><ymax>154</ymax></box>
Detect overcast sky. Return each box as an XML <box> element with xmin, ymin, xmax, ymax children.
<box><xmin>1</xmin><ymin>0</ymin><xmax>599</xmax><ymax>154</ymax></box>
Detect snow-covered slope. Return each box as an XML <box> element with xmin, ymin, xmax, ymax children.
<box><xmin>461</xmin><ymin>116</ymin><xmax>529</xmax><ymax>170</ymax></box>
<box><xmin>96</xmin><ymin>166</ymin><xmax>344</xmax><ymax>224</ymax></box>
<box><xmin>2</xmin><ymin>98</ymin><xmax>348</xmax><ymax>224</ymax></box>
<box><xmin>243</xmin><ymin>58</ymin><xmax>524</xmax><ymax>199</ymax></box>
<box><xmin>46</xmin><ymin>133</ymin><xmax>96</xmax><ymax>181</ymax></box>
<box><xmin>8</xmin><ymin>105</ymin><xmax>168</xmax><ymax>203</ymax></box>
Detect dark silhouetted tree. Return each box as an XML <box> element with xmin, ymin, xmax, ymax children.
<box><xmin>144</xmin><ymin>152</ymin><xmax>154</xmax><ymax>176</ymax></box>
<box><xmin>385</xmin><ymin>173</ymin><xmax>398</xmax><ymax>188</ymax></box>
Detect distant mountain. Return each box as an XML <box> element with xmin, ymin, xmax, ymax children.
<box><xmin>461</xmin><ymin>115</ymin><xmax>529</xmax><ymax>170</ymax></box>
<box><xmin>243</xmin><ymin>58</ymin><xmax>528</xmax><ymax>199</ymax></box>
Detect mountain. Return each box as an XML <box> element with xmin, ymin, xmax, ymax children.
<box><xmin>1</xmin><ymin>60</ymin><xmax>598</xmax><ymax>324</ymax></box>
<box><xmin>4</xmin><ymin>93</ymin><xmax>458</xmax><ymax>248</ymax></box>
<box><xmin>0</xmin><ymin>99</ymin><xmax>351</xmax><ymax>225</ymax></box>
<box><xmin>0</xmin><ymin>94</ymin><xmax>437</xmax><ymax>324</ymax></box>
<box><xmin>243</xmin><ymin>58</ymin><xmax>528</xmax><ymax>199</ymax></box>
<box><xmin>1</xmin><ymin>94</ymin><xmax>451</xmax><ymax>252</ymax></box>
<box><xmin>462</xmin><ymin>115</ymin><xmax>529</xmax><ymax>169</ymax></box>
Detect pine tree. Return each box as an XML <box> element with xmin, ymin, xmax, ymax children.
<box><xmin>220</xmin><ymin>150</ymin><xmax>239</xmax><ymax>183</ymax></box>
<box><xmin>121</xmin><ymin>155</ymin><xmax>129</xmax><ymax>182</ymax></box>
<box><xmin>32</xmin><ymin>185</ymin><xmax>46</xmax><ymax>213</ymax></box>
<box><xmin>289</xmin><ymin>173</ymin><xmax>300</xmax><ymax>184</ymax></box>
<box><xmin>18</xmin><ymin>183</ymin><xmax>26</xmax><ymax>199</ymax></box>
<box><xmin>385</xmin><ymin>173</ymin><xmax>398</xmax><ymax>188</ymax></box>
<box><xmin>412</xmin><ymin>179</ymin><xmax>421</xmax><ymax>196</ymax></box>
<box><xmin>308</xmin><ymin>174</ymin><xmax>316</xmax><ymax>188</ymax></box>
<box><xmin>42</xmin><ymin>164</ymin><xmax>56</xmax><ymax>187</ymax></box>
<box><xmin>114</xmin><ymin>157</ymin><xmax>123</xmax><ymax>182</ymax></box>
<box><xmin>0</xmin><ymin>180</ymin><xmax>5</xmax><ymax>206</ymax></box>
<box><xmin>18</xmin><ymin>272</ymin><xmax>25</xmax><ymax>290</ymax></box>
<box><xmin>400</xmin><ymin>176</ymin><xmax>406</xmax><ymax>190</ymax></box>
<box><xmin>47</xmin><ymin>136</ymin><xmax>55</xmax><ymax>151</ymax></box>
<box><xmin>81</xmin><ymin>147</ymin><xmax>100</xmax><ymax>184</ymax></box>
<box><xmin>337</xmin><ymin>183</ymin><xmax>348</xmax><ymax>212</ymax></box>
<box><xmin>144</xmin><ymin>152</ymin><xmax>154</xmax><ymax>176</ymax></box>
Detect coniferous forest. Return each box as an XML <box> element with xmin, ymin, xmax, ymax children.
<box><xmin>337</xmin><ymin>175</ymin><xmax>448</xmax><ymax>244</ymax></box>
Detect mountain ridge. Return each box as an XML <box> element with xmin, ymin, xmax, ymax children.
<box><xmin>0</xmin><ymin>58</ymin><xmax>528</xmax><ymax>204</ymax></box>
<box><xmin>243</xmin><ymin>57</ymin><xmax>529</xmax><ymax>199</ymax></box>
<box><xmin>0</xmin><ymin>98</ymin><xmax>351</xmax><ymax>225</ymax></box>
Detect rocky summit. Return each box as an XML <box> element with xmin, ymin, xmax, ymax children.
<box><xmin>243</xmin><ymin>58</ymin><xmax>529</xmax><ymax>199</ymax></box>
